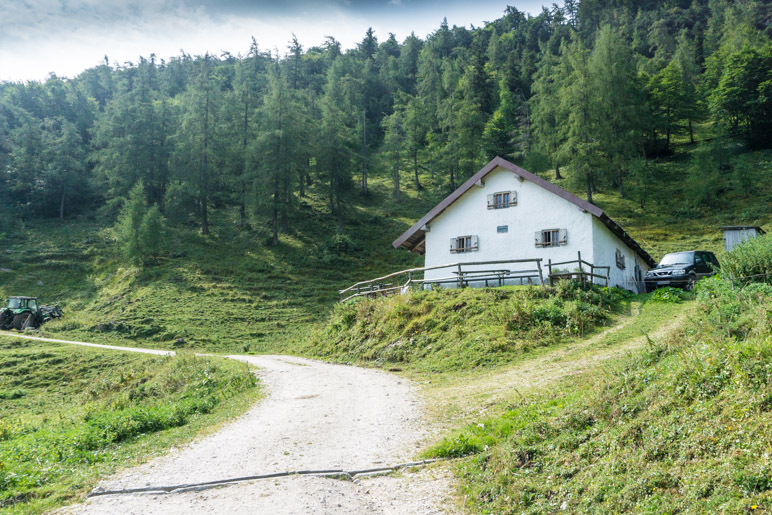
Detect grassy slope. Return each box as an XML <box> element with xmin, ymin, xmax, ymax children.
<box><xmin>574</xmin><ymin>140</ymin><xmax>772</xmax><ymax>259</ymax></box>
<box><xmin>304</xmin><ymin>282</ymin><xmax>632</xmax><ymax>372</ymax></box>
<box><xmin>0</xmin><ymin>139</ymin><xmax>769</xmax><ymax>354</ymax></box>
<box><xmin>0</xmin><ymin>178</ymin><xmax>427</xmax><ymax>353</ymax></box>
<box><xmin>425</xmin><ymin>279</ymin><xmax>772</xmax><ymax>513</ymax></box>
<box><xmin>0</xmin><ymin>338</ymin><xmax>258</xmax><ymax>514</ymax></box>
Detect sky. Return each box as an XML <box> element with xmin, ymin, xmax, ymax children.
<box><xmin>0</xmin><ymin>0</ymin><xmax>547</xmax><ymax>82</ymax></box>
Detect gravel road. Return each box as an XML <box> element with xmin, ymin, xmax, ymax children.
<box><xmin>54</xmin><ymin>354</ymin><xmax>456</xmax><ymax>514</ymax></box>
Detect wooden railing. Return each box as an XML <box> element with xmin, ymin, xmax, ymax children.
<box><xmin>546</xmin><ymin>252</ymin><xmax>610</xmax><ymax>287</ymax></box>
<box><xmin>339</xmin><ymin>252</ymin><xmax>611</xmax><ymax>302</ymax></box>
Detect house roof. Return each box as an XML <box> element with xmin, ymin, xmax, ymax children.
<box><xmin>392</xmin><ymin>156</ymin><xmax>657</xmax><ymax>268</ymax></box>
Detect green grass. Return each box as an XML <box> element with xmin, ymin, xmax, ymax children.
<box><xmin>0</xmin><ymin>176</ymin><xmax>428</xmax><ymax>354</ymax></box>
<box><xmin>304</xmin><ymin>281</ymin><xmax>633</xmax><ymax>372</ymax></box>
<box><xmin>0</xmin><ymin>339</ymin><xmax>258</xmax><ymax>514</ymax></box>
<box><xmin>424</xmin><ymin>277</ymin><xmax>772</xmax><ymax>513</ymax></box>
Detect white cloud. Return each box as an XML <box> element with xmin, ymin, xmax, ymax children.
<box><xmin>0</xmin><ymin>0</ymin><xmax>544</xmax><ymax>82</ymax></box>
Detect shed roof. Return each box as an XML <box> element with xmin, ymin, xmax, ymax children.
<box><xmin>392</xmin><ymin>156</ymin><xmax>656</xmax><ymax>268</ymax></box>
<box><xmin>720</xmin><ymin>225</ymin><xmax>766</xmax><ymax>234</ymax></box>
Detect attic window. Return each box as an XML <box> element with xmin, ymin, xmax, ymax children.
<box><xmin>450</xmin><ymin>235</ymin><xmax>478</xmax><ymax>253</ymax></box>
<box><xmin>535</xmin><ymin>229</ymin><xmax>567</xmax><ymax>248</ymax></box>
<box><xmin>616</xmin><ymin>249</ymin><xmax>626</xmax><ymax>270</ymax></box>
<box><xmin>487</xmin><ymin>191</ymin><xmax>517</xmax><ymax>209</ymax></box>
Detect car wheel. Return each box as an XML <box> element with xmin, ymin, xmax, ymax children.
<box><xmin>685</xmin><ymin>274</ymin><xmax>697</xmax><ymax>292</ymax></box>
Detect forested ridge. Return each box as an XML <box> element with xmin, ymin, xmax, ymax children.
<box><xmin>0</xmin><ymin>0</ymin><xmax>770</xmax><ymax>247</ymax></box>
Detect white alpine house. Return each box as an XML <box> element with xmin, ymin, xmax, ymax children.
<box><xmin>393</xmin><ymin>157</ymin><xmax>656</xmax><ymax>292</ymax></box>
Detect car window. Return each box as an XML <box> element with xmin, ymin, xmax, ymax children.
<box><xmin>660</xmin><ymin>252</ymin><xmax>693</xmax><ymax>266</ymax></box>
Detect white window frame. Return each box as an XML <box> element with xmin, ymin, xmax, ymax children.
<box><xmin>487</xmin><ymin>191</ymin><xmax>517</xmax><ymax>209</ymax></box>
<box><xmin>450</xmin><ymin>235</ymin><xmax>479</xmax><ymax>253</ymax></box>
<box><xmin>535</xmin><ymin>228</ymin><xmax>567</xmax><ymax>248</ymax></box>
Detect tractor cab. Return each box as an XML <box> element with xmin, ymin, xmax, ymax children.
<box><xmin>6</xmin><ymin>297</ymin><xmax>37</xmax><ymax>311</ymax></box>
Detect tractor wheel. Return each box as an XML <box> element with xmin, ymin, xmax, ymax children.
<box><xmin>0</xmin><ymin>311</ymin><xmax>12</xmax><ymax>330</ymax></box>
<box><xmin>12</xmin><ymin>313</ymin><xmax>33</xmax><ymax>331</ymax></box>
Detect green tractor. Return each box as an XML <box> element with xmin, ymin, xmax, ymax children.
<box><xmin>0</xmin><ymin>296</ymin><xmax>62</xmax><ymax>331</ymax></box>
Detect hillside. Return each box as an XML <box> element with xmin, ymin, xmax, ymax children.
<box><xmin>0</xmin><ymin>140</ymin><xmax>769</xmax><ymax>354</ymax></box>
<box><xmin>423</xmin><ymin>276</ymin><xmax>772</xmax><ymax>513</ymax></box>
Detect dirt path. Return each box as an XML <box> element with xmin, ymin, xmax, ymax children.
<box><xmin>422</xmin><ymin>303</ymin><xmax>692</xmax><ymax>429</ymax></box>
<box><xmin>3</xmin><ymin>302</ymin><xmax>688</xmax><ymax>514</ymax></box>
<box><xmin>26</xmin><ymin>348</ymin><xmax>454</xmax><ymax>514</ymax></box>
<box><xmin>0</xmin><ymin>331</ymin><xmax>173</xmax><ymax>355</ymax></box>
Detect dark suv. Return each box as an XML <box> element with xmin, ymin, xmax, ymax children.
<box><xmin>645</xmin><ymin>251</ymin><xmax>719</xmax><ymax>292</ymax></box>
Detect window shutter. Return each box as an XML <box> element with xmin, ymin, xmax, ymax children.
<box><xmin>510</xmin><ymin>191</ymin><xmax>517</xmax><ymax>206</ymax></box>
<box><xmin>535</xmin><ymin>231</ymin><xmax>543</xmax><ymax>247</ymax></box>
<box><xmin>471</xmin><ymin>235</ymin><xmax>479</xmax><ymax>250</ymax></box>
<box><xmin>450</xmin><ymin>237</ymin><xmax>457</xmax><ymax>253</ymax></box>
<box><xmin>487</xmin><ymin>194</ymin><xmax>494</xmax><ymax>209</ymax></box>
<box><xmin>559</xmin><ymin>229</ymin><xmax>568</xmax><ymax>245</ymax></box>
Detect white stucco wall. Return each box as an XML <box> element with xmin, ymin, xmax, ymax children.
<box><xmin>423</xmin><ymin>166</ymin><xmax>596</xmax><ymax>285</ymax></box>
<box><xmin>591</xmin><ymin>217</ymin><xmax>651</xmax><ymax>292</ymax></box>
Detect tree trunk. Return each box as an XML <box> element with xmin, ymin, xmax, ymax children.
<box><xmin>240</xmin><ymin>90</ymin><xmax>250</xmax><ymax>228</ymax></box>
<box><xmin>361</xmin><ymin>108</ymin><xmax>368</xmax><ymax>194</ymax></box>
<box><xmin>618</xmin><ymin>170</ymin><xmax>625</xmax><ymax>198</ymax></box>
<box><xmin>336</xmin><ymin>193</ymin><xmax>343</xmax><ymax>232</ymax></box>
<box><xmin>239</xmin><ymin>180</ymin><xmax>248</xmax><ymax>229</ymax></box>
<box><xmin>586</xmin><ymin>175</ymin><xmax>593</xmax><ymax>204</ymax></box>
<box><xmin>554</xmin><ymin>163</ymin><xmax>563</xmax><ymax>180</ymax></box>
<box><xmin>394</xmin><ymin>135</ymin><xmax>401</xmax><ymax>203</ymax></box>
<box><xmin>413</xmin><ymin>148</ymin><xmax>423</xmax><ymax>190</ymax></box>
<box><xmin>59</xmin><ymin>186</ymin><xmax>65</xmax><ymax>220</ymax></box>
<box><xmin>200</xmin><ymin>75</ymin><xmax>210</xmax><ymax>236</ymax></box>
<box><xmin>272</xmin><ymin>178</ymin><xmax>279</xmax><ymax>246</ymax></box>
<box><xmin>688</xmin><ymin>119</ymin><xmax>694</xmax><ymax>144</ymax></box>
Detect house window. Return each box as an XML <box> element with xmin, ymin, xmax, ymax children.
<box><xmin>487</xmin><ymin>191</ymin><xmax>517</xmax><ymax>209</ymax></box>
<box><xmin>497</xmin><ymin>225</ymin><xmax>508</xmax><ymax>233</ymax></box>
<box><xmin>616</xmin><ymin>249</ymin><xmax>626</xmax><ymax>270</ymax></box>
<box><xmin>535</xmin><ymin>229</ymin><xmax>567</xmax><ymax>248</ymax></box>
<box><xmin>450</xmin><ymin>235</ymin><xmax>479</xmax><ymax>253</ymax></box>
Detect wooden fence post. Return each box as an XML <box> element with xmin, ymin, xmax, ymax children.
<box><xmin>547</xmin><ymin>258</ymin><xmax>552</xmax><ymax>286</ymax></box>
<box><xmin>577</xmin><ymin>251</ymin><xmax>584</xmax><ymax>283</ymax></box>
<box><xmin>537</xmin><ymin>260</ymin><xmax>545</xmax><ymax>287</ymax></box>
<box><xmin>457</xmin><ymin>263</ymin><xmax>463</xmax><ymax>289</ymax></box>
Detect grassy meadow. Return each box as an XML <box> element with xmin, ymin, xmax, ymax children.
<box><xmin>0</xmin><ymin>339</ymin><xmax>258</xmax><ymax>514</ymax></box>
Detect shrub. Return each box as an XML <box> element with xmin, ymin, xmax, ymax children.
<box><xmin>721</xmin><ymin>233</ymin><xmax>772</xmax><ymax>286</ymax></box>
<box><xmin>649</xmin><ymin>287</ymin><xmax>688</xmax><ymax>303</ymax></box>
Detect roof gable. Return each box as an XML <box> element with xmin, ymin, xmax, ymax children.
<box><xmin>392</xmin><ymin>156</ymin><xmax>656</xmax><ymax>267</ymax></box>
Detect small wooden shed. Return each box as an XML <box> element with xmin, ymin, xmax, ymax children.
<box><xmin>720</xmin><ymin>226</ymin><xmax>766</xmax><ymax>251</ymax></box>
